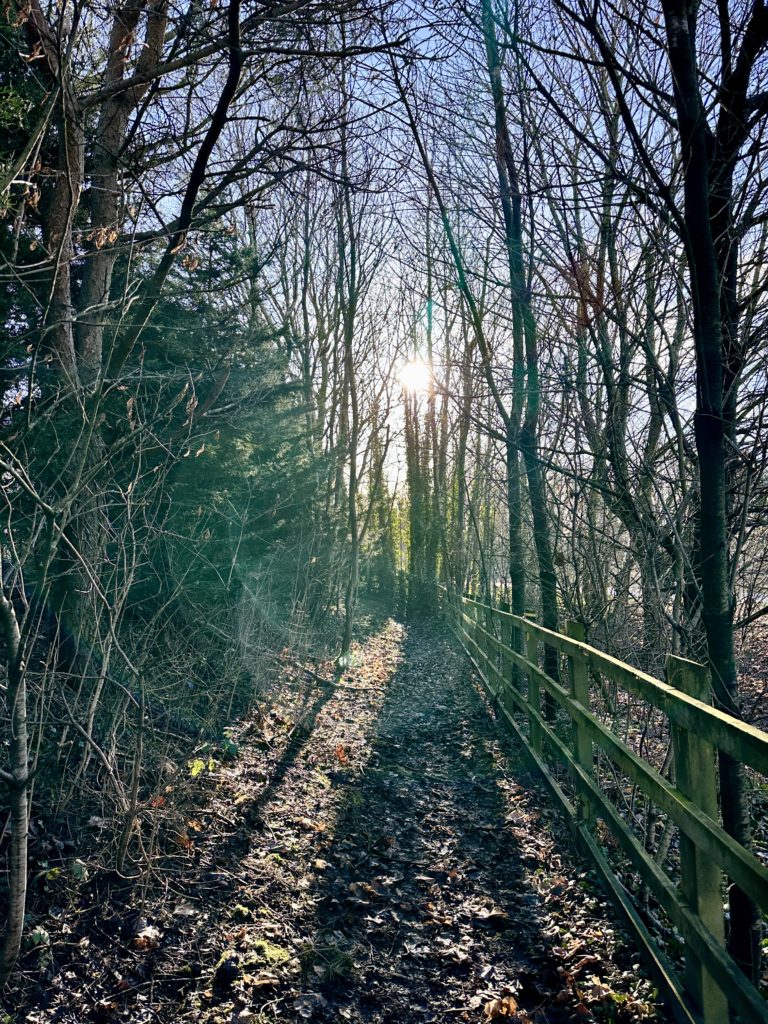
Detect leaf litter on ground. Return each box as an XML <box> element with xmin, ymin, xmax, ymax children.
<box><xmin>10</xmin><ymin>611</ymin><xmax>662</xmax><ymax>1024</ymax></box>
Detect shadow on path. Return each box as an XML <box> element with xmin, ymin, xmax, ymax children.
<box><xmin>12</xmin><ymin>614</ymin><xmax>660</xmax><ymax>1024</ymax></box>
<box><xmin>298</xmin><ymin>622</ymin><xmax>658</xmax><ymax>1023</ymax></box>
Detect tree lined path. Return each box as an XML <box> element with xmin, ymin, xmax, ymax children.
<box><xmin>5</xmin><ymin>0</ymin><xmax>768</xmax><ymax>1008</ymax></box>
<box><xmin>16</xmin><ymin>616</ymin><xmax>659</xmax><ymax>1024</ymax></box>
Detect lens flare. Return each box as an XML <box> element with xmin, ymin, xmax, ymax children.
<box><xmin>398</xmin><ymin>358</ymin><xmax>432</xmax><ymax>394</ymax></box>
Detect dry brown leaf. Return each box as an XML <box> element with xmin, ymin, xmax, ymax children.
<box><xmin>571</xmin><ymin>954</ymin><xmax>599</xmax><ymax>976</ymax></box>
<box><xmin>483</xmin><ymin>994</ymin><xmax>519</xmax><ymax>1019</ymax></box>
<box><xmin>298</xmin><ymin>816</ymin><xmax>326</xmax><ymax>833</ymax></box>
<box><xmin>587</xmin><ymin>975</ymin><xmax>615</xmax><ymax>1002</ymax></box>
<box><xmin>132</xmin><ymin>925</ymin><xmax>162</xmax><ymax>950</ymax></box>
<box><xmin>247</xmin><ymin>971</ymin><xmax>280</xmax><ymax>988</ymax></box>
<box><xmin>477</xmin><ymin>906</ymin><xmax>510</xmax><ymax>929</ymax></box>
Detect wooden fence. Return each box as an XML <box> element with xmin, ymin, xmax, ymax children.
<box><xmin>441</xmin><ymin>587</ymin><xmax>768</xmax><ymax>1024</ymax></box>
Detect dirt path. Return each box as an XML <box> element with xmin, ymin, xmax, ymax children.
<box><xmin>16</xmin><ymin>616</ymin><xmax>662</xmax><ymax>1024</ymax></box>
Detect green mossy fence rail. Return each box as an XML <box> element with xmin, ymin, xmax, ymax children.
<box><xmin>440</xmin><ymin>587</ymin><xmax>768</xmax><ymax>1024</ymax></box>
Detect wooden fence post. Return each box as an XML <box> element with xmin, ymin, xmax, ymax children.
<box><xmin>469</xmin><ymin>598</ymin><xmax>481</xmax><ymax>663</ymax></box>
<box><xmin>495</xmin><ymin>602</ymin><xmax>515</xmax><ymax>716</ymax></box>
<box><xmin>509</xmin><ymin>604</ymin><xmax>522</xmax><ymax>691</ymax></box>
<box><xmin>498</xmin><ymin>601</ymin><xmax>511</xmax><ymax>686</ymax></box>
<box><xmin>566</xmin><ymin>621</ymin><xmax>592</xmax><ymax>820</ymax></box>
<box><xmin>510</xmin><ymin>591</ymin><xmax>522</xmax><ymax>690</ymax></box>
<box><xmin>481</xmin><ymin>599</ymin><xmax>498</xmax><ymax>698</ymax></box>
<box><xmin>524</xmin><ymin>613</ymin><xmax>542</xmax><ymax>755</ymax></box>
<box><xmin>667</xmin><ymin>655</ymin><xmax>727</xmax><ymax>1024</ymax></box>
<box><xmin>484</xmin><ymin>595</ymin><xmax>495</xmax><ymax>646</ymax></box>
<box><xmin>499</xmin><ymin>602</ymin><xmax>512</xmax><ymax>650</ymax></box>
<box><xmin>472</xmin><ymin>597</ymin><xmax>480</xmax><ymax>636</ymax></box>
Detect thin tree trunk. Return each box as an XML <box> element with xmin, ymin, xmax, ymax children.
<box><xmin>0</xmin><ymin>591</ymin><xmax>29</xmax><ymax>985</ymax></box>
<box><xmin>483</xmin><ymin>0</ymin><xmax>560</xmax><ymax>681</ymax></box>
<box><xmin>77</xmin><ymin>0</ymin><xmax>168</xmax><ymax>379</ymax></box>
<box><xmin>337</xmin><ymin>57</ymin><xmax>361</xmax><ymax>665</ymax></box>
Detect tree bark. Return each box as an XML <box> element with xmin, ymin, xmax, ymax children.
<box><xmin>662</xmin><ymin>0</ymin><xmax>761</xmax><ymax>980</ymax></box>
<box><xmin>0</xmin><ymin>590</ymin><xmax>29</xmax><ymax>987</ymax></box>
<box><xmin>483</xmin><ymin>0</ymin><xmax>560</xmax><ymax>679</ymax></box>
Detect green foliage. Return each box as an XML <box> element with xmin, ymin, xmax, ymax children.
<box><xmin>0</xmin><ymin>13</ymin><xmax>46</xmax><ymax>171</ymax></box>
<box><xmin>108</xmin><ymin>229</ymin><xmax>325</xmax><ymax>624</ymax></box>
<box><xmin>188</xmin><ymin>756</ymin><xmax>216</xmax><ymax>778</ymax></box>
<box><xmin>25</xmin><ymin>926</ymin><xmax>50</xmax><ymax>949</ymax></box>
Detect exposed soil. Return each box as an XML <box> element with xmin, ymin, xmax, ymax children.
<box><xmin>10</xmin><ymin>616</ymin><xmax>665</xmax><ymax>1024</ymax></box>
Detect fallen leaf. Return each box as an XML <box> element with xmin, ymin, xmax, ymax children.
<box><xmin>587</xmin><ymin>975</ymin><xmax>615</xmax><ymax>1002</ymax></box>
<box><xmin>248</xmin><ymin>971</ymin><xmax>280</xmax><ymax>988</ymax></box>
<box><xmin>298</xmin><ymin>817</ymin><xmax>326</xmax><ymax>833</ymax></box>
<box><xmin>232</xmin><ymin>1010</ymin><xmax>254</xmax><ymax>1024</ymax></box>
<box><xmin>132</xmin><ymin>925</ymin><xmax>162</xmax><ymax>950</ymax></box>
<box><xmin>477</xmin><ymin>906</ymin><xmax>511</xmax><ymax>929</ymax></box>
<box><xmin>571</xmin><ymin>955</ymin><xmax>599</xmax><ymax>976</ymax></box>
<box><xmin>293</xmin><ymin>992</ymin><xmax>327</xmax><ymax>1018</ymax></box>
<box><xmin>348</xmin><ymin>881</ymin><xmax>370</xmax><ymax>902</ymax></box>
<box><xmin>484</xmin><ymin>994</ymin><xmax>519</xmax><ymax>1019</ymax></box>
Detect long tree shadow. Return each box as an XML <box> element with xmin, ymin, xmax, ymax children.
<box><xmin>223</xmin><ymin>600</ymin><xmax>398</xmax><ymax>829</ymax></box>
<box><xmin>21</xmin><ymin>612</ymin><xmax>393</xmax><ymax>1021</ymax></box>
<box><xmin>246</xmin><ymin>677</ymin><xmax>337</xmax><ymax>819</ymax></box>
<box><xmin>20</xmin><ymin>612</ymin><xmax>658</xmax><ymax>1024</ymax></box>
<box><xmin>299</xmin><ymin>621</ymin><xmax>657</xmax><ymax>1024</ymax></box>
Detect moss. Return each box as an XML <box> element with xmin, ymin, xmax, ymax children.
<box><xmin>249</xmin><ymin>938</ymin><xmax>291</xmax><ymax>966</ymax></box>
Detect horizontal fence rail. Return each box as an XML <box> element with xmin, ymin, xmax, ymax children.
<box><xmin>440</xmin><ymin>586</ymin><xmax>768</xmax><ymax>1024</ymax></box>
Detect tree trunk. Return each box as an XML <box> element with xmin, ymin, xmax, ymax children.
<box><xmin>662</xmin><ymin>0</ymin><xmax>761</xmax><ymax>980</ymax></box>
<box><xmin>337</xmin><ymin>60</ymin><xmax>361</xmax><ymax>666</ymax></box>
<box><xmin>0</xmin><ymin>593</ymin><xmax>29</xmax><ymax>986</ymax></box>
<box><xmin>77</xmin><ymin>1</ymin><xmax>168</xmax><ymax>379</ymax></box>
<box><xmin>483</xmin><ymin>0</ymin><xmax>560</xmax><ymax>677</ymax></box>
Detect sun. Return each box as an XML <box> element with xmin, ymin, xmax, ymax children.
<box><xmin>398</xmin><ymin>358</ymin><xmax>432</xmax><ymax>394</ymax></box>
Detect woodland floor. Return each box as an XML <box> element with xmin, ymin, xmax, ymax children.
<box><xmin>12</xmin><ymin>614</ymin><xmax>665</xmax><ymax>1024</ymax></box>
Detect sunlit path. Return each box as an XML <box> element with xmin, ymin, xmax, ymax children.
<box><xmin>16</xmin><ymin>614</ymin><xmax>659</xmax><ymax>1023</ymax></box>
<box><xmin>4</xmin><ymin>0</ymin><xmax>768</xmax><ymax>1016</ymax></box>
